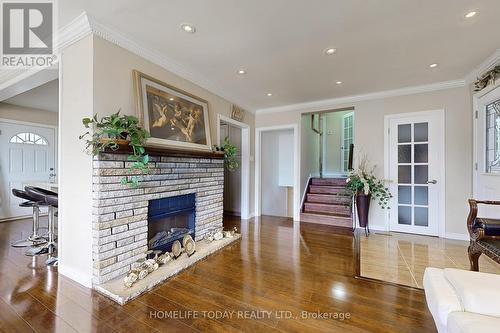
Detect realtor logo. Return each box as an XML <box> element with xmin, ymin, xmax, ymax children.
<box><xmin>1</xmin><ymin>1</ymin><xmax>56</xmax><ymax>68</ymax></box>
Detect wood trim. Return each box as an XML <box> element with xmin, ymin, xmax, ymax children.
<box><xmin>103</xmin><ymin>143</ymin><xmax>224</xmax><ymax>159</ymax></box>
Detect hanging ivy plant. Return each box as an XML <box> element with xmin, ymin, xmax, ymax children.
<box><xmin>79</xmin><ymin>111</ymin><xmax>150</xmax><ymax>188</ymax></box>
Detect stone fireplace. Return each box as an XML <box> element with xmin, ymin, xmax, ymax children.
<box><xmin>92</xmin><ymin>150</ymin><xmax>225</xmax><ymax>285</ymax></box>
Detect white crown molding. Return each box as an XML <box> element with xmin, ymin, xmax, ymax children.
<box><xmin>54</xmin><ymin>11</ymin><xmax>93</xmax><ymax>54</ymax></box>
<box><xmin>465</xmin><ymin>48</ymin><xmax>500</xmax><ymax>84</ymax></box>
<box><xmin>256</xmin><ymin>79</ymin><xmax>466</xmax><ymax>115</ymax></box>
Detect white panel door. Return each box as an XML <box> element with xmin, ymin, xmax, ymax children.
<box><xmin>474</xmin><ymin>86</ymin><xmax>500</xmax><ymax>217</ymax></box>
<box><xmin>0</xmin><ymin>122</ymin><xmax>56</xmax><ymax>219</ymax></box>
<box><xmin>387</xmin><ymin>111</ymin><xmax>444</xmax><ymax>236</ymax></box>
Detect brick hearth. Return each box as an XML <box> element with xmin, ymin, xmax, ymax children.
<box><xmin>91</xmin><ymin>152</ymin><xmax>224</xmax><ymax>285</ymax></box>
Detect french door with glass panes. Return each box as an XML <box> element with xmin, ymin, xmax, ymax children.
<box><xmin>342</xmin><ymin>112</ymin><xmax>354</xmax><ymax>173</ymax></box>
<box><xmin>387</xmin><ymin>111</ymin><xmax>444</xmax><ymax>236</ymax></box>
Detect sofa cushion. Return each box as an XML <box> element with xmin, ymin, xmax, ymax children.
<box><xmin>473</xmin><ymin>218</ymin><xmax>500</xmax><ymax>236</ymax></box>
<box><xmin>423</xmin><ymin>267</ymin><xmax>463</xmax><ymax>332</ymax></box>
<box><xmin>443</xmin><ymin>268</ymin><xmax>500</xmax><ymax>317</ymax></box>
<box><xmin>447</xmin><ymin>312</ymin><xmax>500</xmax><ymax>333</ymax></box>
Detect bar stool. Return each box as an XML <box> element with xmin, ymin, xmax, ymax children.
<box><xmin>25</xmin><ymin>187</ymin><xmax>58</xmax><ymax>266</ymax></box>
<box><xmin>10</xmin><ymin>189</ymin><xmax>47</xmax><ymax>248</ymax></box>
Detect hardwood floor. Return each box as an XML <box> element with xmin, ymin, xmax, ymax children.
<box><xmin>0</xmin><ymin>215</ymin><xmax>436</xmax><ymax>332</ymax></box>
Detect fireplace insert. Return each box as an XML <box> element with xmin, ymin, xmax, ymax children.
<box><xmin>148</xmin><ymin>193</ymin><xmax>195</xmax><ymax>252</ymax></box>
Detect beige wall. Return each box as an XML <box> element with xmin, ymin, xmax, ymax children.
<box><xmin>92</xmin><ymin>36</ymin><xmax>255</xmax><ymax>215</ymax></box>
<box><xmin>300</xmin><ymin>114</ymin><xmax>320</xmax><ymax>197</ymax></box>
<box><xmin>0</xmin><ymin>103</ymin><xmax>58</xmax><ymax>126</ymax></box>
<box><xmin>257</xmin><ymin>86</ymin><xmax>472</xmax><ymax>236</ymax></box>
<box><xmin>58</xmin><ymin>35</ymin><xmax>94</xmax><ymax>287</ymax></box>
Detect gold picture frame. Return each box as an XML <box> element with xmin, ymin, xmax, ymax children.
<box><xmin>133</xmin><ymin>70</ymin><xmax>212</xmax><ymax>151</ymax></box>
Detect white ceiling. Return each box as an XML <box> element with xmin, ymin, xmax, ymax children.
<box><xmin>3</xmin><ymin>79</ymin><xmax>59</xmax><ymax>112</ymax></box>
<box><xmin>59</xmin><ymin>0</ymin><xmax>500</xmax><ymax>111</ymax></box>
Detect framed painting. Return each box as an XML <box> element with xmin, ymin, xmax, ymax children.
<box><xmin>133</xmin><ymin>70</ymin><xmax>212</xmax><ymax>151</ymax></box>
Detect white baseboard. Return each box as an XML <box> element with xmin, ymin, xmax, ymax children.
<box><xmin>58</xmin><ymin>264</ymin><xmax>93</xmax><ymax>288</ymax></box>
<box><xmin>444</xmin><ymin>232</ymin><xmax>469</xmax><ymax>241</ymax></box>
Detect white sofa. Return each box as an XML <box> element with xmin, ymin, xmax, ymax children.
<box><xmin>423</xmin><ymin>267</ymin><xmax>500</xmax><ymax>333</ymax></box>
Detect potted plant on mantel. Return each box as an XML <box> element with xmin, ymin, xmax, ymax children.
<box><xmin>79</xmin><ymin>111</ymin><xmax>150</xmax><ymax>188</ymax></box>
<box><xmin>345</xmin><ymin>155</ymin><xmax>392</xmax><ymax>235</ymax></box>
<box><xmin>213</xmin><ymin>137</ymin><xmax>240</xmax><ymax>171</ymax></box>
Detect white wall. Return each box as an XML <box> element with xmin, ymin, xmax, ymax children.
<box><xmin>261</xmin><ymin>129</ymin><xmax>294</xmax><ymax>217</ymax></box>
<box><xmin>256</xmin><ymin>86</ymin><xmax>472</xmax><ymax>236</ymax></box>
<box><xmin>58</xmin><ymin>35</ymin><xmax>94</xmax><ymax>287</ymax></box>
<box><xmin>0</xmin><ymin>103</ymin><xmax>58</xmax><ymax>126</ymax></box>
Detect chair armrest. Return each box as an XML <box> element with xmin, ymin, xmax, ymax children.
<box><xmin>473</xmin><ymin>200</ymin><xmax>500</xmax><ymax>205</ymax></box>
<box><xmin>468</xmin><ymin>199</ymin><xmax>500</xmax><ymax>240</ymax></box>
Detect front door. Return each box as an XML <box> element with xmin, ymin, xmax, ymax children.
<box><xmin>0</xmin><ymin>121</ymin><xmax>56</xmax><ymax>219</ymax></box>
<box><xmin>387</xmin><ymin>111</ymin><xmax>444</xmax><ymax>236</ymax></box>
<box><xmin>474</xmin><ymin>85</ymin><xmax>500</xmax><ymax>217</ymax></box>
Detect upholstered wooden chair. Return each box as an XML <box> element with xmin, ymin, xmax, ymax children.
<box><xmin>466</xmin><ymin>199</ymin><xmax>500</xmax><ymax>271</ymax></box>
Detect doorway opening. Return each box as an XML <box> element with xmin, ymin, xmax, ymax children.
<box><xmin>255</xmin><ymin>125</ymin><xmax>299</xmax><ymax>220</ymax></box>
<box><xmin>216</xmin><ymin>114</ymin><xmax>250</xmax><ymax>219</ymax></box>
<box><xmin>302</xmin><ymin>107</ymin><xmax>355</xmax><ymax>180</ymax></box>
<box><xmin>0</xmin><ymin>73</ymin><xmax>59</xmax><ymax>222</ymax></box>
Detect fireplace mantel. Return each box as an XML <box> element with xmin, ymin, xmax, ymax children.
<box><xmin>103</xmin><ymin>144</ymin><xmax>225</xmax><ymax>159</ymax></box>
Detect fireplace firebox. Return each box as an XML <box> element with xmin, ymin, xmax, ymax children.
<box><xmin>148</xmin><ymin>194</ymin><xmax>196</xmax><ymax>253</ymax></box>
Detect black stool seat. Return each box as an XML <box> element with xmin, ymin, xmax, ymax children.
<box><xmin>11</xmin><ymin>189</ymin><xmax>44</xmax><ymax>206</ymax></box>
<box><xmin>24</xmin><ymin>187</ymin><xmax>58</xmax><ymax>206</ymax></box>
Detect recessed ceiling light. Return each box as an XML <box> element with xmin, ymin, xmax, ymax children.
<box><xmin>465</xmin><ymin>11</ymin><xmax>477</xmax><ymax>18</ymax></box>
<box><xmin>180</xmin><ymin>23</ymin><xmax>196</xmax><ymax>33</ymax></box>
<box><xmin>429</xmin><ymin>63</ymin><xmax>438</xmax><ymax>68</ymax></box>
<box><xmin>237</xmin><ymin>69</ymin><xmax>246</xmax><ymax>75</ymax></box>
<box><xmin>169</xmin><ymin>97</ymin><xmax>174</xmax><ymax>101</ymax></box>
<box><xmin>336</xmin><ymin>81</ymin><xmax>343</xmax><ymax>85</ymax></box>
<box><xmin>325</xmin><ymin>48</ymin><xmax>337</xmax><ymax>55</ymax></box>
<box><xmin>266</xmin><ymin>93</ymin><xmax>273</xmax><ymax>97</ymax></box>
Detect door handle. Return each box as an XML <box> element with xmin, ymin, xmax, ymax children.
<box><xmin>427</xmin><ymin>180</ymin><xmax>437</xmax><ymax>184</ymax></box>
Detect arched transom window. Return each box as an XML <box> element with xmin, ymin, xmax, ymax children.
<box><xmin>9</xmin><ymin>132</ymin><xmax>48</xmax><ymax>145</ymax></box>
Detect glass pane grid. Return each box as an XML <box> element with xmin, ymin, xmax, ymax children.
<box><xmin>397</xmin><ymin>122</ymin><xmax>429</xmax><ymax>227</ymax></box>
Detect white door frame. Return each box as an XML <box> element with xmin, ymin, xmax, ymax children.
<box><xmin>216</xmin><ymin>114</ymin><xmax>251</xmax><ymax>219</ymax></box>
<box><xmin>384</xmin><ymin>109</ymin><xmax>446</xmax><ymax>237</ymax></box>
<box><xmin>473</xmin><ymin>81</ymin><xmax>500</xmax><ymax>197</ymax></box>
<box><xmin>255</xmin><ymin>124</ymin><xmax>300</xmax><ymax>221</ymax></box>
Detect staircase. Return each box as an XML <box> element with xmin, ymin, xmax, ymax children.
<box><xmin>300</xmin><ymin>177</ymin><xmax>353</xmax><ymax>228</ymax></box>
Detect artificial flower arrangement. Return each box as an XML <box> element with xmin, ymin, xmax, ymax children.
<box><xmin>345</xmin><ymin>155</ymin><xmax>392</xmax><ymax>209</ymax></box>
